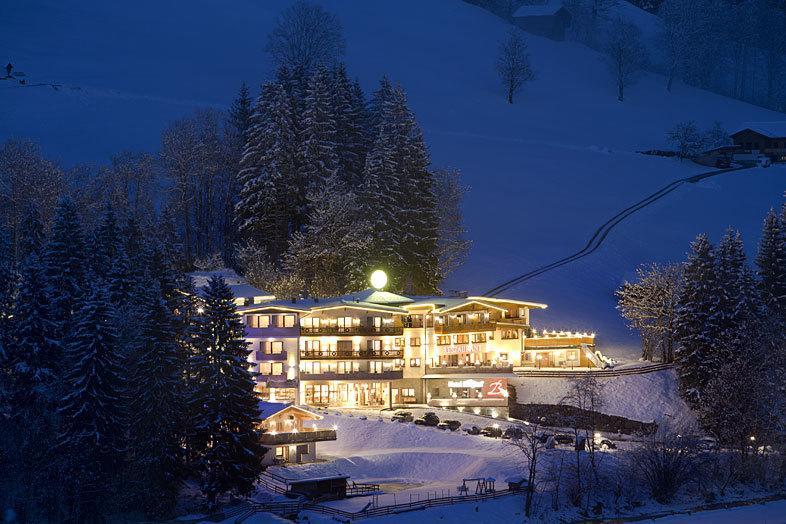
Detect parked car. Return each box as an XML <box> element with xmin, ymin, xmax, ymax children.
<box><xmin>391</xmin><ymin>411</ymin><xmax>414</xmax><ymax>423</ymax></box>
<box><xmin>715</xmin><ymin>156</ymin><xmax>731</xmax><ymax>168</ymax></box>
<box><xmin>759</xmin><ymin>155</ymin><xmax>772</xmax><ymax>168</ymax></box>
<box><xmin>414</xmin><ymin>412</ymin><xmax>440</xmax><ymax>427</ymax></box>
<box><xmin>437</xmin><ymin>420</ymin><xmax>462</xmax><ymax>431</ymax></box>
<box><xmin>598</xmin><ymin>438</ymin><xmax>616</xmax><ymax>450</ymax></box>
<box><xmin>480</xmin><ymin>426</ymin><xmax>503</xmax><ymax>438</ymax></box>
<box><xmin>698</xmin><ymin>436</ymin><xmax>718</xmax><ymax>451</ymax></box>
<box><xmin>534</xmin><ymin>431</ymin><xmax>553</xmax><ymax>444</ymax></box>
<box><xmin>465</xmin><ymin>425</ymin><xmax>481</xmax><ymax>435</ymax></box>
<box><xmin>554</xmin><ymin>433</ymin><xmax>574</xmax><ymax>445</ymax></box>
<box><xmin>503</xmin><ymin>426</ymin><xmax>525</xmax><ymax>440</ymax></box>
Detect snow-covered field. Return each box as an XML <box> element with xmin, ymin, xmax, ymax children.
<box><xmin>515</xmin><ymin>368</ymin><xmax>698</xmax><ymax>431</ymax></box>
<box><xmin>3</xmin><ymin>1</ymin><xmax>785</xmax><ymax>354</ymax></box>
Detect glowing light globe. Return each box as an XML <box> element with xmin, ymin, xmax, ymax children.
<box><xmin>370</xmin><ymin>269</ymin><xmax>388</xmax><ymax>290</ymax></box>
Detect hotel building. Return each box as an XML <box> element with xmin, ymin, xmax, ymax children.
<box><xmin>204</xmin><ymin>270</ymin><xmax>606</xmax><ymax>416</ymax></box>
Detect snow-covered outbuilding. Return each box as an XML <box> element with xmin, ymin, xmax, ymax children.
<box><xmin>189</xmin><ymin>268</ymin><xmax>275</xmax><ymax>306</ymax></box>
<box><xmin>512</xmin><ymin>1</ymin><xmax>572</xmax><ymax>41</ymax></box>
<box><xmin>257</xmin><ymin>402</ymin><xmax>337</xmax><ymax>466</ymax></box>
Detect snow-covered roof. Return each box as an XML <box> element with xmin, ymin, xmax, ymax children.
<box><xmin>404</xmin><ymin>296</ymin><xmax>548</xmax><ymax>312</ymax></box>
<box><xmin>513</xmin><ymin>0</ymin><xmax>565</xmax><ymax>17</ymax></box>
<box><xmin>258</xmin><ymin>401</ymin><xmax>323</xmax><ymax>421</ymax></box>
<box><xmin>337</xmin><ymin>288</ymin><xmax>415</xmax><ymax>305</ymax></box>
<box><xmin>732</xmin><ymin>122</ymin><xmax>786</xmax><ymax>138</ymax></box>
<box><xmin>189</xmin><ymin>269</ymin><xmax>274</xmax><ymax>301</ymax></box>
<box><xmin>307</xmin><ymin>299</ymin><xmax>409</xmax><ymax>315</ymax></box>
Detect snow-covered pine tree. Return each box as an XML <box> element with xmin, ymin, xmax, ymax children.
<box><xmin>362</xmin><ymin>82</ymin><xmax>440</xmax><ymax>293</ymax></box>
<box><xmin>360</xmin><ymin>88</ymin><xmax>407</xmax><ymax>289</ymax></box>
<box><xmin>756</xmin><ymin>209</ymin><xmax>786</xmax><ymax>321</ymax></box>
<box><xmin>228</xmin><ymin>82</ymin><xmax>253</xmax><ymax>155</ymax></box>
<box><xmin>368</xmin><ymin>76</ymin><xmax>394</xmax><ymax>137</ymax></box>
<box><xmin>674</xmin><ymin>234</ymin><xmax>720</xmax><ymax>407</ymax></box>
<box><xmin>236</xmin><ymin>81</ymin><xmax>300</xmax><ymax>259</ymax></box>
<box><xmin>331</xmin><ymin>64</ymin><xmax>369</xmax><ymax>186</ymax></box>
<box><xmin>284</xmin><ymin>182</ymin><xmax>372</xmax><ymax>296</ymax></box>
<box><xmin>17</xmin><ymin>203</ymin><xmax>45</xmax><ymax>263</ymax></box>
<box><xmin>223</xmin><ymin>82</ymin><xmax>253</xmax><ymax>265</ymax></box>
<box><xmin>715</xmin><ymin>228</ymin><xmax>762</xmax><ymax>356</ymax></box>
<box><xmin>89</xmin><ymin>203</ymin><xmax>121</xmax><ymax>278</ymax></box>
<box><xmin>43</xmin><ymin>197</ymin><xmax>86</xmax><ymax>343</ymax></box>
<box><xmin>300</xmin><ymin>66</ymin><xmax>340</xmax><ymax>195</ymax></box>
<box><xmin>57</xmin><ymin>283</ymin><xmax>127</xmax><ymax>518</ymax></box>
<box><xmin>187</xmin><ymin>276</ymin><xmax>264</xmax><ymax>508</ymax></box>
<box><xmin>0</xmin><ymin>227</ymin><xmax>16</xmax><ymax>356</ymax></box>
<box><xmin>8</xmin><ymin>253</ymin><xmax>60</xmax><ymax>408</ymax></box>
<box><xmin>393</xmin><ymin>86</ymin><xmax>441</xmax><ymax>293</ymax></box>
<box><xmin>128</xmin><ymin>279</ymin><xmax>186</xmax><ymax>519</ymax></box>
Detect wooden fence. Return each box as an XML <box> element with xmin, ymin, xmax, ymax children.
<box><xmin>236</xmin><ymin>486</ymin><xmax>524</xmax><ymax>522</ymax></box>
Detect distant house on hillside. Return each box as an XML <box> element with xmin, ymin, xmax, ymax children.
<box><xmin>731</xmin><ymin>123</ymin><xmax>786</xmax><ymax>163</ymax></box>
<box><xmin>512</xmin><ymin>1</ymin><xmax>572</xmax><ymax>40</ymax></box>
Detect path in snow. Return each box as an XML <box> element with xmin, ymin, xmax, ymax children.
<box><xmin>486</xmin><ymin>166</ymin><xmax>749</xmax><ymax>296</ymax></box>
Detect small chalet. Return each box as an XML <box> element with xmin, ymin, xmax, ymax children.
<box><xmin>731</xmin><ymin>123</ymin><xmax>786</xmax><ymax>162</ymax></box>
<box><xmin>258</xmin><ymin>402</ymin><xmax>336</xmax><ymax>465</ymax></box>
<box><xmin>513</xmin><ymin>1</ymin><xmax>572</xmax><ymax>41</ymax></box>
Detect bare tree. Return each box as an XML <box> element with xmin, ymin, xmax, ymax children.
<box><xmin>560</xmin><ymin>375</ymin><xmax>605</xmax><ymax>511</ymax></box>
<box><xmin>616</xmin><ymin>263</ymin><xmax>682</xmax><ymax>362</ymax></box>
<box><xmin>509</xmin><ymin>422</ymin><xmax>547</xmax><ymax>517</ymax></box>
<box><xmin>496</xmin><ymin>29</ymin><xmax>535</xmax><ymax>104</ymax></box>
<box><xmin>432</xmin><ymin>168</ymin><xmax>472</xmax><ymax>277</ymax></box>
<box><xmin>265</xmin><ymin>1</ymin><xmax>346</xmax><ymax>74</ymax></box>
<box><xmin>665</xmin><ymin>121</ymin><xmax>704</xmax><ymax>160</ymax></box>
<box><xmin>0</xmin><ymin>139</ymin><xmax>63</xmax><ymax>261</ymax></box>
<box><xmin>604</xmin><ymin>17</ymin><xmax>647</xmax><ymax>101</ymax></box>
<box><xmin>630</xmin><ymin>432</ymin><xmax>696</xmax><ymax>503</ymax></box>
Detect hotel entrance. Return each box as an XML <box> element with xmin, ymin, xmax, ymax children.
<box><xmin>303</xmin><ymin>382</ymin><xmax>391</xmax><ymax>408</ymax></box>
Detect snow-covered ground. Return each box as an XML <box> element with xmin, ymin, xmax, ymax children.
<box><xmin>4</xmin><ymin>0</ymin><xmax>785</xmax><ymax>358</ymax></box>
<box><xmin>515</xmin><ymin>368</ymin><xmax>698</xmax><ymax>432</ymax></box>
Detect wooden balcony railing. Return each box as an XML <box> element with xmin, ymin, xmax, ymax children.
<box><xmin>299</xmin><ymin>348</ymin><xmax>403</xmax><ymax>359</ymax></box>
<box><xmin>300</xmin><ymin>370</ymin><xmax>403</xmax><ymax>381</ymax></box>
<box><xmin>259</xmin><ymin>429</ymin><xmax>337</xmax><ymax>446</ymax></box>
<box><xmin>300</xmin><ymin>325</ymin><xmax>403</xmax><ymax>336</ymax></box>
<box><xmin>434</xmin><ymin>322</ymin><xmax>496</xmax><ymax>334</ymax></box>
<box><xmin>425</xmin><ymin>364</ymin><xmax>514</xmax><ymax>374</ymax></box>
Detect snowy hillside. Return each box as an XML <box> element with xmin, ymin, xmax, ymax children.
<box><xmin>3</xmin><ymin>0</ymin><xmax>786</xmax><ymax>357</ymax></box>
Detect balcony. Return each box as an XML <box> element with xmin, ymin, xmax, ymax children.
<box><xmin>300</xmin><ymin>325</ymin><xmax>404</xmax><ymax>336</ymax></box>
<box><xmin>300</xmin><ymin>370</ymin><xmax>403</xmax><ymax>381</ymax></box>
<box><xmin>259</xmin><ymin>428</ymin><xmax>337</xmax><ymax>446</ymax></box>
<box><xmin>434</xmin><ymin>322</ymin><xmax>496</xmax><ymax>334</ymax></box>
<box><xmin>300</xmin><ymin>348</ymin><xmax>404</xmax><ymax>359</ymax></box>
<box><xmin>425</xmin><ymin>364</ymin><xmax>514</xmax><ymax>375</ymax></box>
<box><xmin>252</xmin><ymin>350</ymin><xmax>288</xmax><ymax>361</ymax></box>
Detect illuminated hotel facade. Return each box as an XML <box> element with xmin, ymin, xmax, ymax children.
<box><xmin>231</xmin><ymin>271</ymin><xmax>602</xmax><ymax>414</ymax></box>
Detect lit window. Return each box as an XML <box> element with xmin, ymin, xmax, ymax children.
<box><xmin>410</xmin><ymin>358</ymin><xmax>421</xmax><ymax>367</ymax></box>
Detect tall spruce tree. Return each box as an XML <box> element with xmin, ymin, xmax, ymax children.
<box><xmin>715</xmin><ymin>228</ymin><xmax>761</xmax><ymax>354</ymax></box>
<box><xmin>674</xmin><ymin>234</ymin><xmax>720</xmax><ymax>406</ymax></box>
<box><xmin>0</xmin><ymin>227</ymin><xmax>16</xmax><ymax>356</ymax></box>
<box><xmin>300</xmin><ymin>66</ymin><xmax>340</xmax><ymax>194</ymax></box>
<box><xmin>360</xmin><ymin>81</ymin><xmax>441</xmax><ymax>293</ymax></box>
<box><xmin>332</xmin><ymin>64</ymin><xmax>369</xmax><ymax>186</ymax></box>
<box><xmin>236</xmin><ymin>80</ymin><xmax>301</xmax><ymax>259</ymax></box>
<box><xmin>756</xmin><ymin>208</ymin><xmax>786</xmax><ymax>321</ymax></box>
<box><xmin>43</xmin><ymin>197</ymin><xmax>86</xmax><ymax>342</ymax></box>
<box><xmin>129</xmin><ymin>278</ymin><xmax>186</xmax><ymax>518</ymax></box>
<box><xmin>187</xmin><ymin>276</ymin><xmax>264</xmax><ymax>507</ymax></box>
<box><xmin>8</xmin><ymin>254</ymin><xmax>60</xmax><ymax>408</ymax></box>
<box><xmin>57</xmin><ymin>284</ymin><xmax>127</xmax><ymax>518</ymax></box>
<box><xmin>17</xmin><ymin>203</ymin><xmax>45</xmax><ymax>263</ymax></box>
